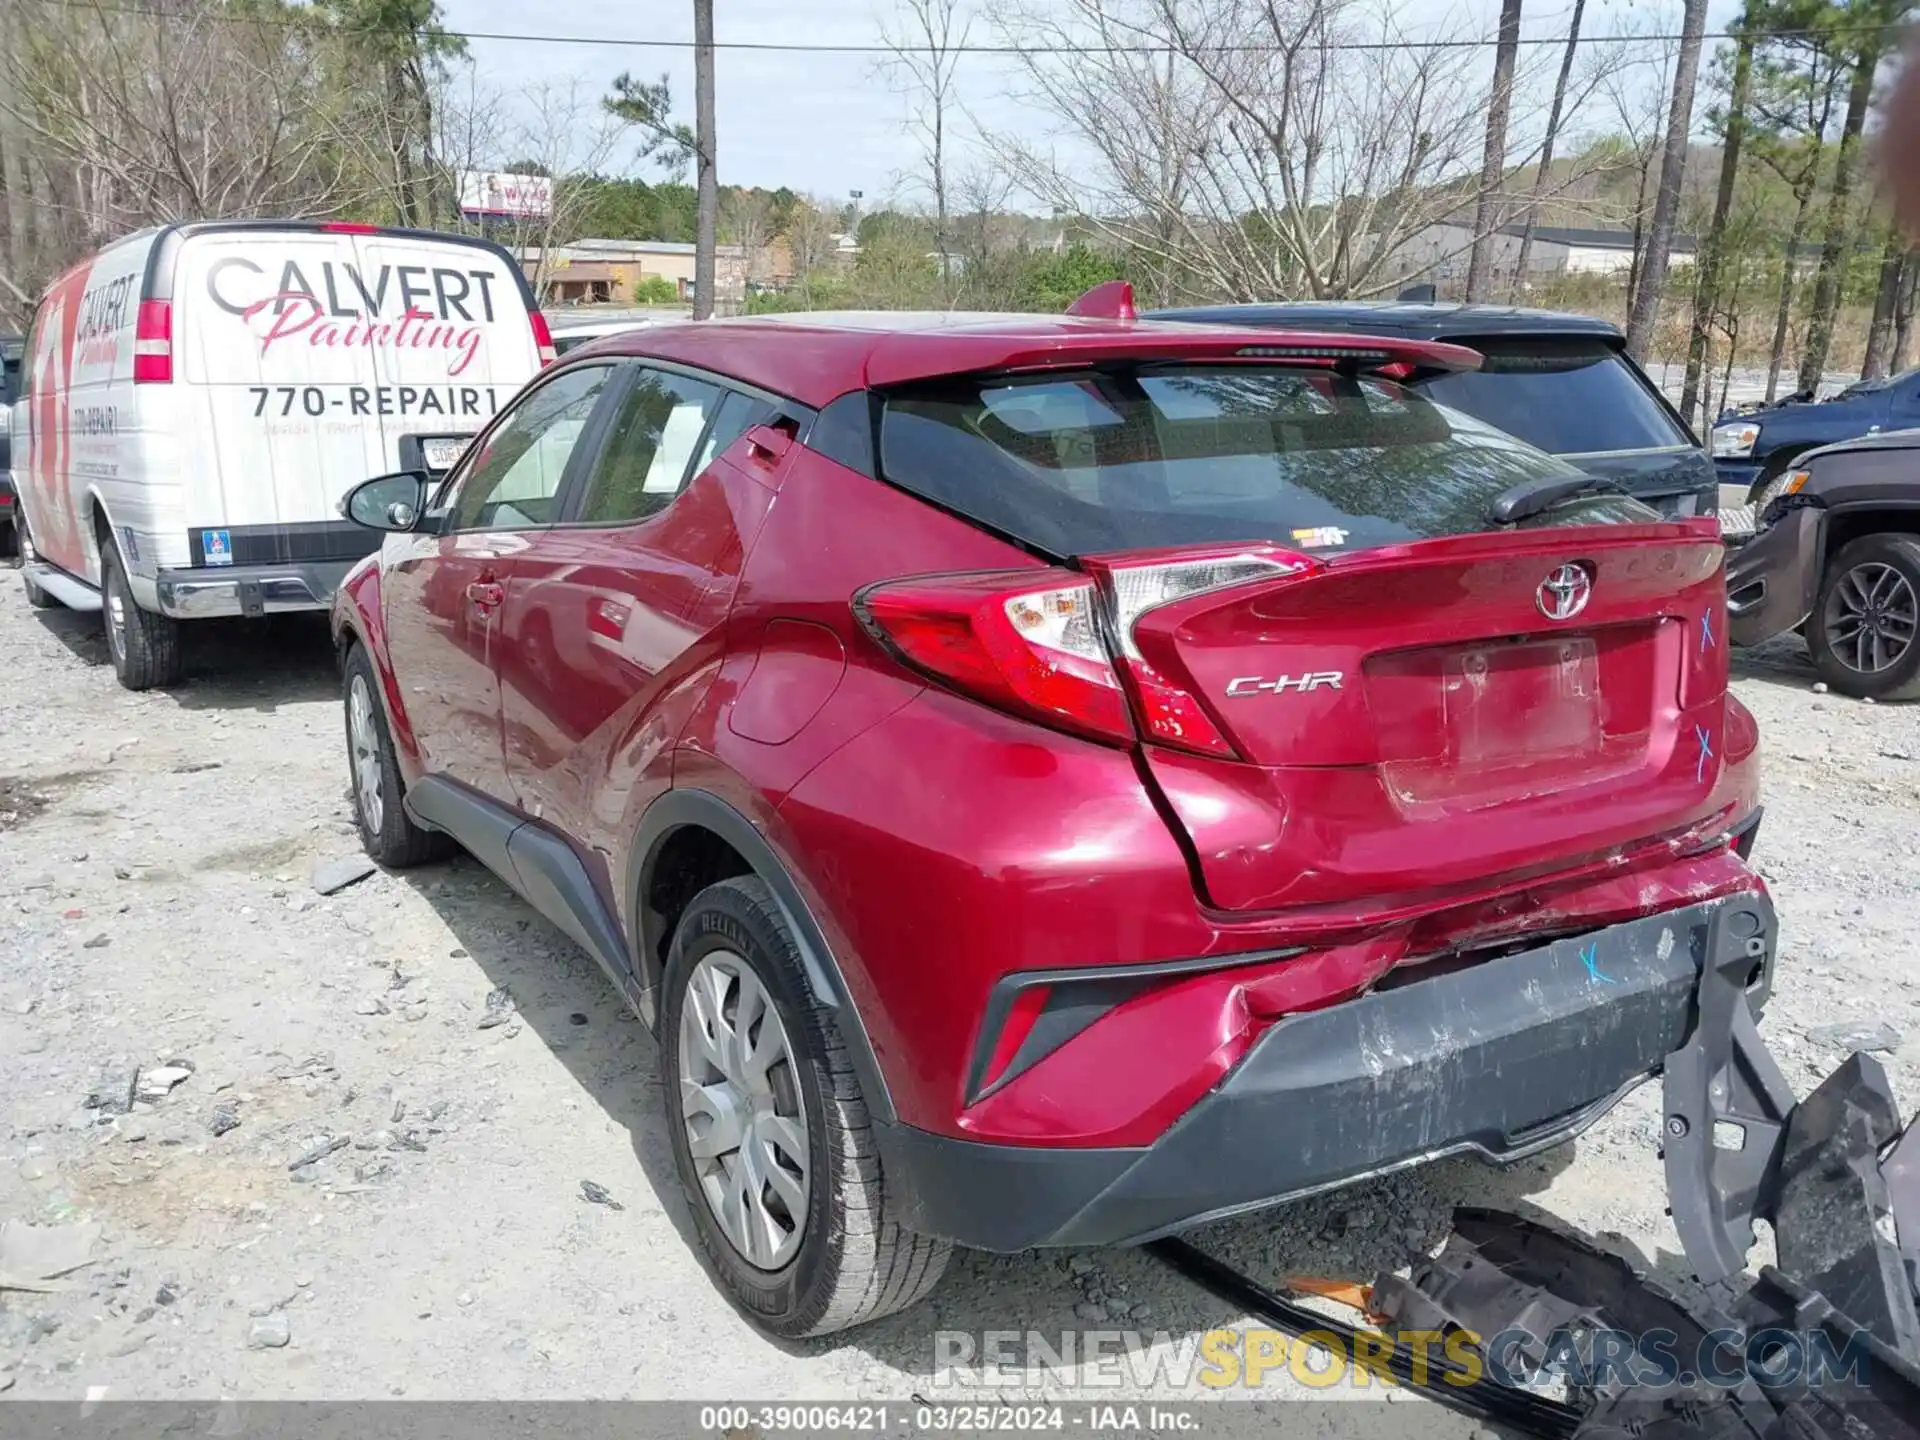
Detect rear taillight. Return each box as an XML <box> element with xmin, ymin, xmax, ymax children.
<box><xmin>133</xmin><ymin>300</ymin><xmax>172</xmax><ymax>384</ymax></box>
<box><xmin>1097</xmin><ymin>552</ymin><xmax>1306</xmax><ymax>755</ymax></box>
<box><xmin>856</xmin><ymin>568</ymin><xmax>1133</xmax><ymax>745</ymax></box>
<box><xmin>529</xmin><ymin>311</ymin><xmax>557</xmax><ymax>366</ymax></box>
<box><xmin>856</xmin><ymin>549</ymin><xmax>1311</xmax><ymax>757</ymax></box>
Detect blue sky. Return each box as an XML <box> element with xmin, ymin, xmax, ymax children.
<box><xmin>442</xmin><ymin>0</ymin><xmax>1749</xmax><ymax>207</ymax></box>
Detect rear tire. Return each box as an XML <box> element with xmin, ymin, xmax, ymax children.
<box><xmin>101</xmin><ymin>548</ymin><xmax>183</xmax><ymax>690</ymax></box>
<box><xmin>1808</xmin><ymin>533</ymin><xmax>1920</xmax><ymax>701</ymax></box>
<box><xmin>661</xmin><ymin>876</ymin><xmax>950</xmax><ymax>1338</ymax></box>
<box><xmin>342</xmin><ymin>644</ymin><xmax>450</xmax><ymax>867</ymax></box>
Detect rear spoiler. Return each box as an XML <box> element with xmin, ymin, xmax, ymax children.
<box><xmin>1060</xmin><ymin>281</ymin><xmax>1484</xmax><ymax>379</ymax></box>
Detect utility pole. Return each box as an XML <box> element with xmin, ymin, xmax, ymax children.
<box><xmin>693</xmin><ymin>0</ymin><xmax>717</xmax><ymax>320</ymax></box>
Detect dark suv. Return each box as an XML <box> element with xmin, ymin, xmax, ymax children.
<box><xmin>1149</xmin><ymin>302</ymin><xmax>1715</xmax><ymax>521</ymax></box>
<box><xmin>330</xmin><ymin>299</ymin><xmax>1765</xmax><ymax>1339</ymax></box>
<box><xmin>1728</xmin><ymin>428</ymin><xmax>1920</xmax><ymax>699</ymax></box>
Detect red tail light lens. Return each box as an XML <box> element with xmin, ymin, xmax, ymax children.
<box><xmin>856</xmin><ymin>569</ymin><xmax>1134</xmax><ymax>745</ymax></box>
<box><xmin>133</xmin><ymin>300</ymin><xmax>172</xmax><ymax>384</ymax></box>
<box><xmin>529</xmin><ymin>311</ymin><xmax>557</xmax><ymax>366</ymax></box>
<box><xmin>1092</xmin><ymin>549</ymin><xmax>1316</xmax><ymax>756</ymax></box>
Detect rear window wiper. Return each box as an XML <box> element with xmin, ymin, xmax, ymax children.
<box><xmin>1488</xmin><ymin>473</ymin><xmax>1631</xmax><ymax>525</ymax></box>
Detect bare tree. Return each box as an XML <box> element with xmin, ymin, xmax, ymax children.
<box><xmin>1893</xmin><ymin>255</ymin><xmax>1919</xmax><ymax>373</ymax></box>
<box><xmin>1623</xmin><ymin>0</ymin><xmax>1709</xmax><ymax>362</ymax></box>
<box><xmin>1747</xmin><ymin>35</ymin><xmax>1843</xmax><ymax>401</ymax></box>
<box><xmin>1</xmin><ymin>2</ymin><xmax>349</xmax><ymax>245</ymax></box>
<box><xmin>1509</xmin><ymin>0</ymin><xmax>1587</xmax><ymax>296</ymax></box>
<box><xmin>1862</xmin><ymin>228</ymin><xmax>1907</xmax><ymax>379</ymax></box>
<box><xmin>988</xmin><ymin>0</ymin><xmax>1497</xmax><ymax>301</ymax></box>
<box><xmin>1681</xmin><ymin>22</ymin><xmax>1756</xmax><ymax>429</ymax></box>
<box><xmin>879</xmin><ymin>0</ymin><xmax>971</xmax><ymax>304</ymax></box>
<box><xmin>1797</xmin><ymin>23</ymin><xmax>1889</xmax><ymax>393</ymax></box>
<box><xmin>1464</xmin><ymin>0</ymin><xmax>1524</xmax><ymax>301</ymax></box>
<box><xmin>433</xmin><ymin>76</ymin><xmax>634</xmax><ymax>300</ymax></box>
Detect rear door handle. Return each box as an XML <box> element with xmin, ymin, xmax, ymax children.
<box><xmin>466</xmin><ymin>581</ymin><xmax>505</xmax><ymax>609</ymax></box>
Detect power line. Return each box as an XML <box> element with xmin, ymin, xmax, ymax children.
<box><xmin>15</xmin><ymin>0</ymin><xmax>1912</xmax><ymax>56</ymax></box>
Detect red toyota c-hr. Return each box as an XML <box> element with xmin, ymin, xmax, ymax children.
<box><xmin>331</xmin><ymin>293</ymin><xmax>1767</xmax><ymax>1339</ymax></box>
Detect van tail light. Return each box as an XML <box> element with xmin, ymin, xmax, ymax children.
<box><xmin>133</xmin><ymin>300</ymin><xmax>173</xmax><ymax>384</ymax></box>
<box><xmin>322</xmin><ymin>221</ymin><xmax>380</xmax><ymax>235</ymax></box>
<box><xmin>855</xmin><ymin>569</ymin><xmax>1134</xmax><ymax>746</ymax></box>
<box><xmin>856</xmin><ymin>552</ymin><xmax>1311</xmax><ymax>757</ymax></box>
<box><xmin>529</xmin><ymin>311</ymin><xmax>557</xmax><ymax>366</ymax></box>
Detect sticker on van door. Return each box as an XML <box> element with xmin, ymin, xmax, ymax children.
<box><xmin>202</xmin><ymin>529</ymin><xmax>234</xmax><ymax>566</ymax></box>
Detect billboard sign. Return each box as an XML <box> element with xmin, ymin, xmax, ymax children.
<box><xmin>459</xmin><ymin>170</ymin><xmax>553</xmax><ymax>221</ymax></box>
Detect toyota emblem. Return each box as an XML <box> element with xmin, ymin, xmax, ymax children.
<box><xmin>1537</xmin><ymin>563</ymin><xmax>1593</xmax><ymax>621</ymax></box>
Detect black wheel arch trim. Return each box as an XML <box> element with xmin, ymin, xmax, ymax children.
<box><xmin>627</xmin><ymin>787</ymin><xmax>896</xmax><ymax>1125</ymax></box>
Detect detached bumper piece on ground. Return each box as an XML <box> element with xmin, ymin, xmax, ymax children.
<box><xmin>1154</xmin><ymin>900</ymin><xmax>1920</xmax><ymax>1440</ymax></box>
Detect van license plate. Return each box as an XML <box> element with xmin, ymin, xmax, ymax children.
<box><xmin>421</xmin><ymin>437</ymin><xmax>469</xmax><ymax>471</ymax></box>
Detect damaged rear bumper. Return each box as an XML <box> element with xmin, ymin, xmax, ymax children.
<box><xmin>880</xmin><ymin>893</ymin><xmax>1776</xmax><ymax>1252</ymax></box>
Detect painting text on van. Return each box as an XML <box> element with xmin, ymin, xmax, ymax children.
<box><xmin>75</xmin><ymin>274</ymin><xmax>136</xmax><ymax>369</ymax></box>
<box><xmin>206</xmin><ymin>258</ymin><xmax>498</xmax><ymax>377</ymax></box>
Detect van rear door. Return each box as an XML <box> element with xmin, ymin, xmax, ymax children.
<box><xmin>173</xmin><ymin>226</ymin><xmax>541</xmax><ymax>547</ymax></box>
<box><xmin>336</xmin><ymin>228</ymin><xmax>541</xmax><ymax>475</ymax></box>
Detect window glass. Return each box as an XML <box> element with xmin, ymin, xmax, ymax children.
<box><xmin>450</xmin><ymin>364</ymin><xmax>613</xmax><ymax>530</ymax></box>
<box><xmin>1414</xmin><ymin>341</ymin><xmax>1691</xmax><ymax>453</ymax></box>
<box><xmin>879</xmin><ymin>365</ymin><xmax>1657</xmax><ymax>557</ymax></box>
<box><xmin>692</xmin><ymin>390</ymin><xmax>778</xmax><ymax>473</ymax></box>
<box><xmin>573</xmin><ymin>368</ymin><xmax>725</xmax><ymax>525</ymax></box>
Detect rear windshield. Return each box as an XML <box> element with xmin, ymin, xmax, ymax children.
<box><xmin>1413</xmin><ymin>340</ymin><xmax>1692</xmax><ymax>455</ymax></box>
<box><xmin>877</xmin><ymin>365</ymin><xmax>1657</xmax><ymax>557</ymax></box>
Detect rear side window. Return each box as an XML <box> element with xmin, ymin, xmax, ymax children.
<box><xmin>572</xmin><ymin>367</ymin><xmax>725</xmax><ymax>525</ymax></box>
<box><xmin>1414</xmin><ymin>341</ymin><xmax>1691</xmax><ymax>454</ymax></box>
<box><xmin>878</xmin><ymin>365</ymin><xmax>1653</xmax><ymax>558</ymax></box>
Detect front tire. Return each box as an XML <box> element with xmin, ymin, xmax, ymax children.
<box><xmin>1809</xmin><ymin>533</ymin><xmax>1920</xmax><ymax>701</ymax></box>
<box><xmin>661</xmin><ymin>876</ymin><xmax>950</xmax><ymax>1338</ymax></box>
<box><xmin>101</xmin><ymin>548</ymin><xmax>183</xmax><ymax>690</ymax></box>
<box><xmin>342</xmin><ymin>644</ymin><xmax>449</xmax><ymax>867</ymax></box>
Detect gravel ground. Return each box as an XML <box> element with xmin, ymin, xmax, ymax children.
<box><xmin>2</xmin><ymin>568</ymin><xmax>1917</xmax><ymax>1416</ymax></box>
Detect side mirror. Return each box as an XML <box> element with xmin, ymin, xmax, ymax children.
<box><xmin>342</xmin><ymin>471</ymin><xmax>431</xmax><ymax>532</ymax></box>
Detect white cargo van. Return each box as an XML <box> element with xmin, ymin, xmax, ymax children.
<box><xmin>10</xmin><ymin>221</ymin><xmax>552</xmax><ymax>689</ymax></box>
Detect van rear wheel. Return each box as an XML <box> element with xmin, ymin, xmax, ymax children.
<box><xmin>102</xmin><ymin>549</ymin><xmax>183</xmax><ymax>690</ymax></box>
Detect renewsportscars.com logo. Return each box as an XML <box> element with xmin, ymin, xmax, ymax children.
<box><xmin>933</xmin><ymin>1324</ymin><xmax>1875</xmax><ymax>1393</ymax></box>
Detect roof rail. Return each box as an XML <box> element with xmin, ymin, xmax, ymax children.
<box><xmin>1065</xmin><ymin>280</ymin><xmax>1137</xmax><ymax>322</ymax></box>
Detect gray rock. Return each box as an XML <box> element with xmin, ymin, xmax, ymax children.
<box><xmin>287</xmin><ymin>1135</ymin><xmax>350</xmax><ymax>1172</ymax></box>
<box><xmin>137</xmin><ymin>1065</ymin><xmax>193</xmax><ymax>1101</ymax></box>
<box><xmin>353</xmin><ymin>1159</ymin><xmax>391</xmax><ymax>1183</ymax></box>
<box><xmin>109</xmin><ymin>1330</ymin><xmax>152</xmax><ymax>1357</ymax></box>
<box><xmin>209</xmin><ymin>1106</ymin><xmax>241</xmax><ymax>1137</ymax></box>
<box><xmin>477</xmin><ymin>987</ymin><xmax>515</xmax><ymax>1029</ymax></box>
<box><xmin>119</xmin><ymin>1122</ymin><xmax>148</xmax><ymax>1144</ymax></box>
<box><xmin>83</xmin><ymin>933</ymin><xmax>111</xmax><ymax>950</ymax></box>
<box><xmin>355</xmin><ymin>1131</ymin><xmax>395</xmax><ymax>1151</ymax></box>
<box><xmin>86</xmin><ymin>1068</ymin><xmax>138</xmax><ymax>1114</ymax></box>
<box><xmin>312</xmin><ymin>855</ymin><xmax>377</xmax><ymax>896</ymax></box>
<box><xmin>1068</xmin><ymin>1255</ymin><xmax>1095</xmax><ymax>1276</ymax></box>
<box><xmin>155</xmin><ymin>1281</ymin><xmax>179</xmax><ymax>1306</ymax></box>
<box><xmin>246</xmin><ymin>1314</ymin><xmax>291</xmax><ymax>1350</ymax></box>
<box><xmin>1072</xmin><ymin>1302</ymin><xmax>1108</xmax><ymax>1323</ymax></box>
<box><xmin>579</xmin><ymin>1180</ymin><xmax>623</xmax><ymax>1211</ymax></box>
<box><xmin>1805</xmin><ymin>1021</ymin><xmax>1902</xmax><ymax>1053</ymax></box>
<box><xmin>354</xmin><ymin>997</ymin><xmax>389</xmax><ymax>1016</ymax></box>
<box><xmin>0</xmin><ymin>1371</ymin><xmax>12</xmax><ymax>1393</ymax></box>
